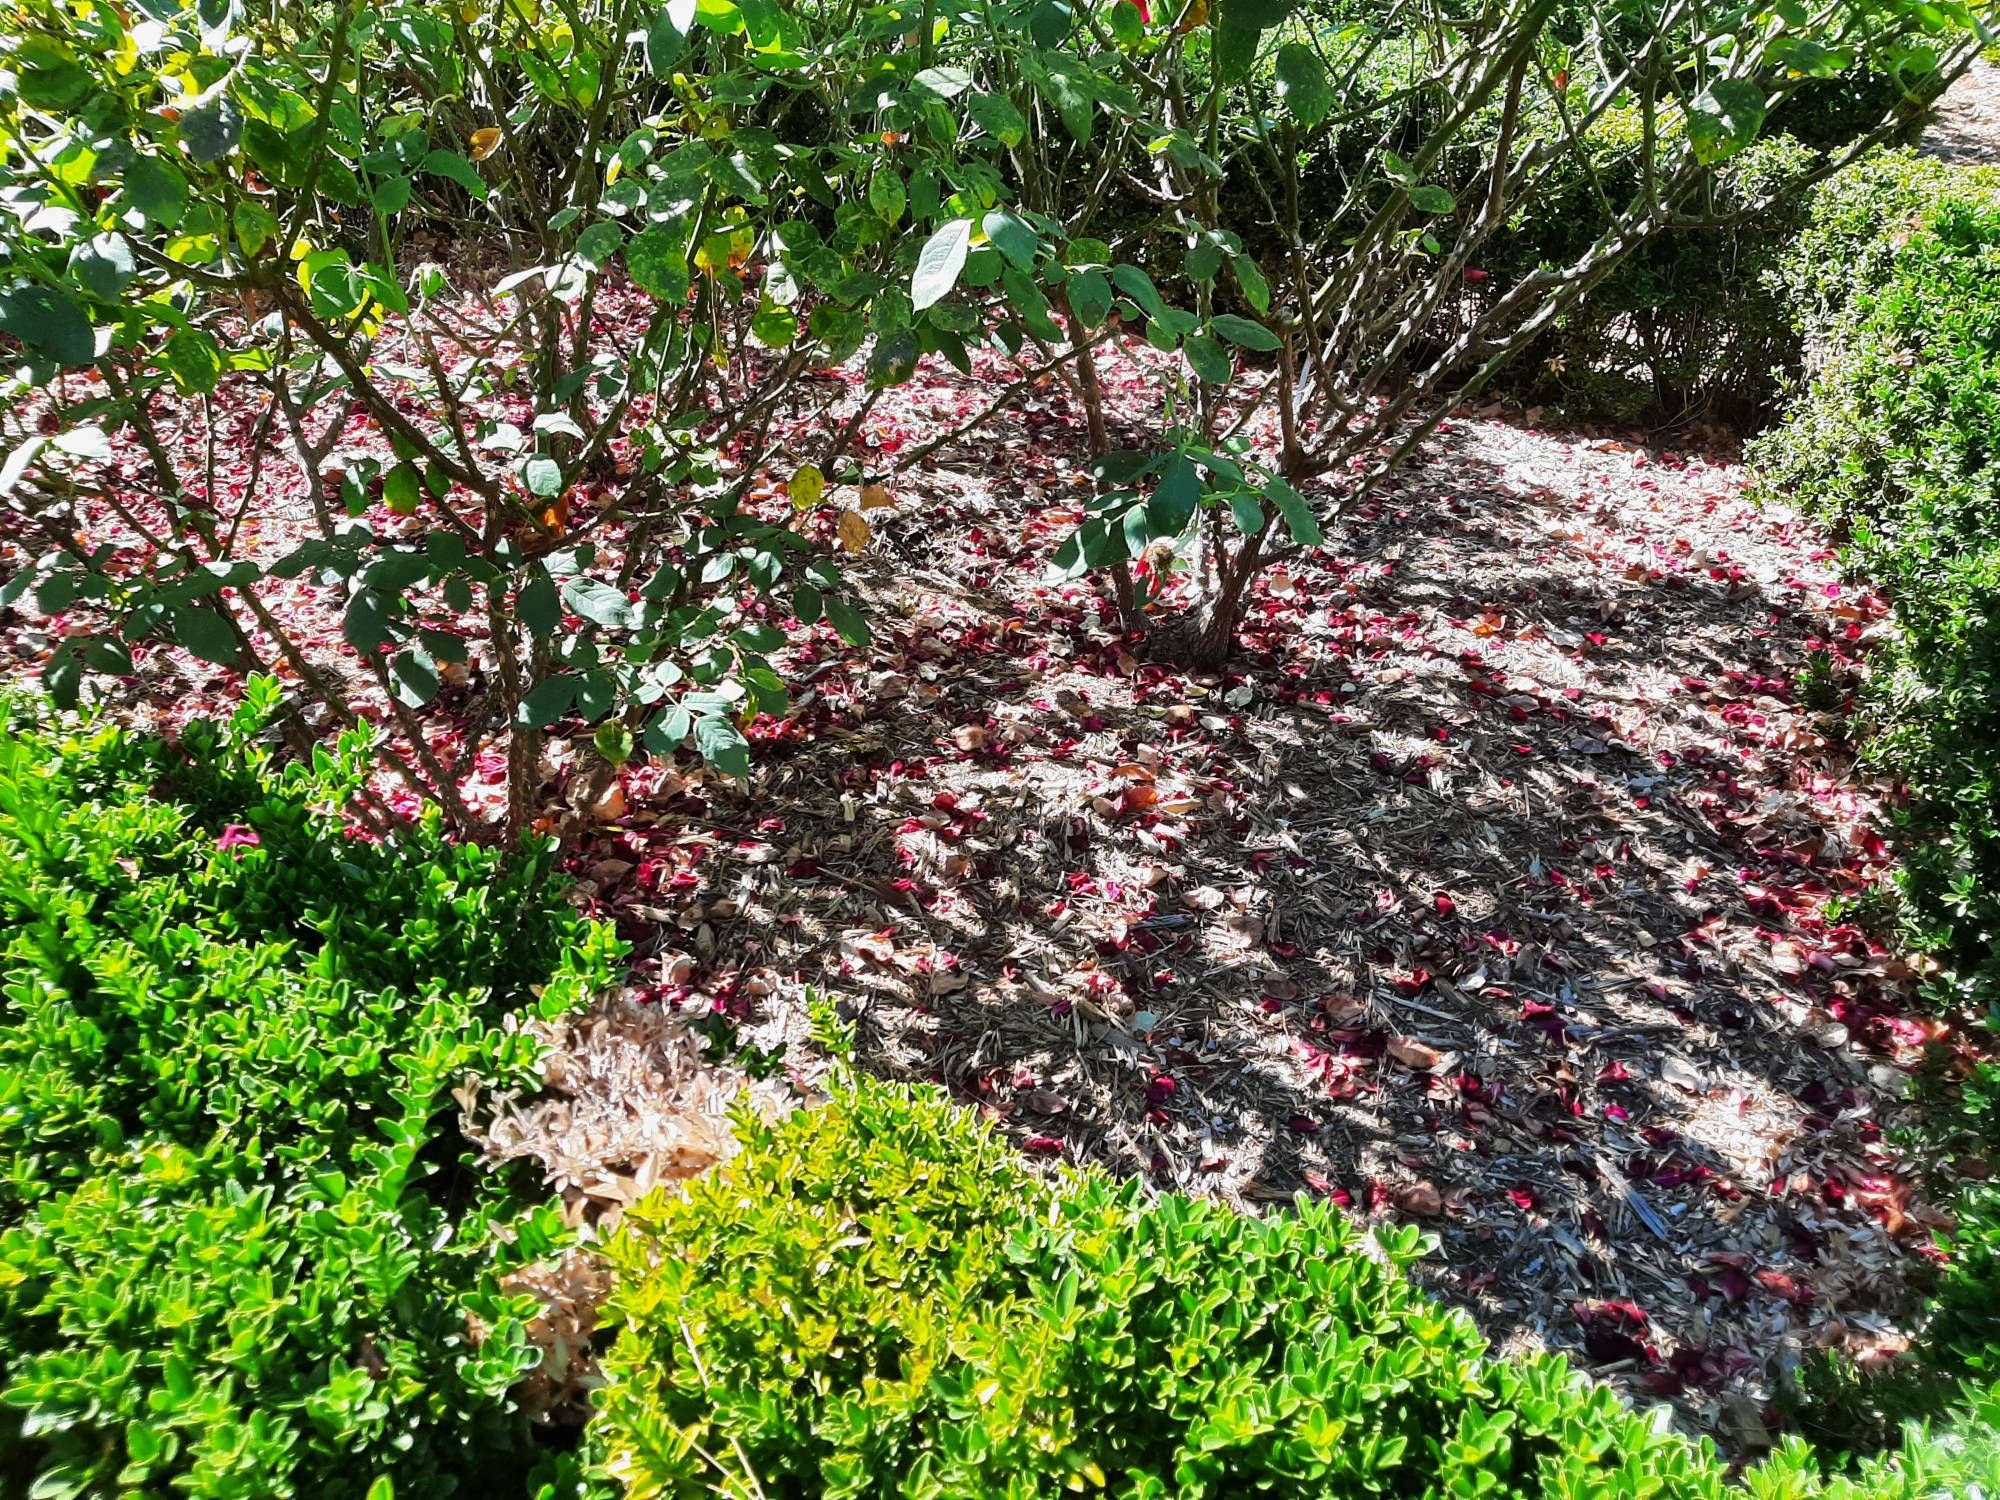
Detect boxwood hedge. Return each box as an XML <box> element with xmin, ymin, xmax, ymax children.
<box><xmin>0</xmin><ymin>683</ymin><xmax>621</xmax><ymax>1498</ymax></box>
<box><xmin>593</xmin><ymin>1073</ymin><xmax>2000</xmax><ymax>1499</ymax></box>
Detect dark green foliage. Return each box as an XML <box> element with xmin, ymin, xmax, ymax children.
<box><xmin>594</xmin><ymin>1073</ymin><xmax>2000</xmax><ymax>1499</ymax></box>
<box><xmin>1483</xmin><ymin>129</ymin><xmax>1820</xmax><ymax>425</ymax></box>
<box><xmin>0</xmin><ymin>683</ymin><xmax>622</xmax><ymax>1498</ymax></box>
<box><xmin>1767</xmin><ymin>149</ymin><xmax>2000</xmax><ymax>347</ymax></box>
<box><xmin>1749</xmin><ymin>158</ymin><xmax>2000</xmax><ymax>1008</ymax></box>
<box><xmin>1927</xmin><ymin>1065</ymin><xmax>2000</xmax><ymax>1390</ymax></box>
<box><xmin>1748</xmin><ymin>151</ymin><xmax>2000</xmax><ymax>1438</ymax></box>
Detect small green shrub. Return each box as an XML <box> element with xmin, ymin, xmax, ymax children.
<box><xmin>1916</xmin><ymin>1052</ymin><xmax>2000</xmax><ymax>1406</ymax></box>
<box><xmin>1750</xmin><ymin>163</ymin><xmax>2000</xmax><ymax>1009</ymax></box>
<box><xmin>0</xmin><ymin>684</ymin><xmax>622</xmax><ymax>1497</ymax></box>
<box><xmin>594</xmin><ymin>1073</ymin><xmax>2000</xmax><ymax>1499</ymax></box>
<box><xmin>1768</xmin><ymin>149</ymin><xmax>2000</xmax><ymax>348</ymax></box>
<box><xmin>1484</xmin><ymin>130</ymin><xmax>1821</xmax><ymax>425</ymax></box>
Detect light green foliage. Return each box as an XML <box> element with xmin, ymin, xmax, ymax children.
<box><xmin>0</xmin><ymin>683</ymin><xmax>622</xmax><ymax>1496</ymax></box>
<box><xmin>594</xmin><ymin>1074</ymin><xmax>2000</xmax><ymax>1499</ymax></box>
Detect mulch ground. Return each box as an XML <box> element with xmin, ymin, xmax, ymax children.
<box><xmin>524</xmin><ymin>344</ymin><xmax>1958</xmax><ymax>1451</ymax></box>
<box><xmin>4</xmin><ymin>318</ymin><xmax>1967</xmax><ymax>1454</ymax></box>
<box><xmin>1923</xmin><ymin>54</ymin><xmax>2000</xmax><ymax>167</ymax></box>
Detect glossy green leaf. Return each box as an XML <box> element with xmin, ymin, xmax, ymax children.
<box><xmin>912</xmin><ymin>219</ymin><xmax>973</xmax><ymax>311</ymax></box>
<box><xmin>1687</xmin><ymin>79</ymin><xmax>1767</xmax><ymax>165</ymax></box>
<box><xmin>0</xmin><ymin>286</ymin><xmax>93</xmax><ymax>367</ymax></box>
<box><xmin>1210</xmin><ymin>314</ymin><xmax>1279</xmax><ymax>352</ymax></box>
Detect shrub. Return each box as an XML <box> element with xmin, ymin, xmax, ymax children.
<box><xmin>1746</xmin><ymin>149</ymin><xmax>2000</xmax><ymax>1452</ymax></box>
<box><xmin>0</xmin><ymin>682</ymin><xmax>621</xmax><ymax>1497</ymax></box>
<box><xmin>595</xmin><ymin>1072</ymin><xmax>2000</xmax><ymax>1498</ymax></box>
<box><xmin>1484</xmin><ymin>131</ymin><xmax>1821</xmax><ymax>426</ymax></box>
<box><xmin>3</xmin><ymin>0</ymin><xmax>1977</xmax><ymax>728</ymax></box>
<box><xmin>1749</xmin><ymin>160</ymin><xmax>2000</xmax><ymax>1009</ymax></box>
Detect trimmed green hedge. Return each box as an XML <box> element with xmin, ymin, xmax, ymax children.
<box><xmin>1749</xmin><ymin>152</ymin><xmax>2000</xmax><ymax>1013</ymax></box>
<box><xmin>1747</xmin><ymin>146</ymin><xmax>2000</xmax><ymax>1456</ymax></box>
<box><xmin>593</xmin><ymin>1073</ymin><xmax>2000</xmax><ymax>1499</ymax></box>
<box><xmin>0</xmin><ymin>683</ymin><xmax>621</xmax><ymax>1497</ymax></box>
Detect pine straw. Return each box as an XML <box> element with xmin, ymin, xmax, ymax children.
<box><xmin>458</xmin><ymin>997</ymin><xmax>789</xmax><ymax>1425</ymax></box>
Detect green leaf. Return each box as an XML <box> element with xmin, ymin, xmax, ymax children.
<box><xmin>1111</xmin><ymin>264</ymin><xmax>1168</xmax><ymax>324</ymax></box>
<box><xmin>1232</xmin><ymin>254</ymin><xmax>1271</xmax><ymax>316</ymax></box>
<box><xmin>343</xmin><ymin>588</ymin><xmax>393</xmax><ymax>652</ymax></box>
<box><xmin>645</xmin><ymin>3</ymin><xmax>689</xmax><ymax>74</ymax></box>
<box><xmin>563</xmin><ymin>577</ymin><xmax>634</xmax><ymax>628</ymax></box>
<box><xmin>1408</xmin><ymin>185</ymin><xmax>1457</xmax><ymax>214</ymax></box>
<box><xmin>390</xmin><ymin>647</ymin><xmax>440</xmax><ymax>708</ymax></box>
<box><xmin>751</xmin><ymin>302</ymin><xmax>798</xmax><ymax>348</ymax></box>
<box><xmin>869</xmin><ymin>169</ymin><xmax>907</xmax><ymax>225</ymax></box>
<box><xmin>983</xmin><ymin>210</ymin><xmax>1039</xmax><ymax>272</ymax></box>
<box><xmin>1186</xmin><ymin>235</ymin><xmax>1223</xmax><ymax>283</ymax></box>
<box><xmin>1150</xmin><ymin>453</ymin><xmax>1204</xmax><ymax>533</ymax></box>
<box><xmin>70</xmin><ymin>234</ymin><xmax>136</xmax><ymax>302</ymax></box>
<box><xmin>694</xmin><ymin>714</ymin><xmax>752</xmax><ymax>777</ymax></box>
<box><xmin>626</xmin><ymin>225</ymin><xmax>690</xmax><ymax>301</ymax></box>
<box><xmin>1273</xmin><ymin>43</ymin><xmax>1334</xmax><ymax>127</ymax></box>
<box><xmin>519</xmin><ymin>673</ymin><xmax>578</xmax><ymax>729</ymax></box>
<box><xmin>523</xmin><ymin>457</ymin><xmax>563</xmax><ymax>497</ymax></box>
<box><xmin>1210</xmin><ymin>314</ymin><xmax>1279</xmax><ymax>352</ymax></box>
<box><xmin>518</xmin><ymin>571</ymin><xmax>561</xmax><ymax>637</ymax></box>
<box><xmin>1265</xmin><ymin>477</ymin><xmax>1321</xmax><ymax>547</ymax></box>
<box><xmin>174</xmin><ymin>605</ymin><xmax>243</xmax><ymax>669</ymax></box>
<box><xmin>1184</xmin><ymin>333</ymin><xmax>1232</xmax><ymax>385</ymax></box>
<box><xmin>1036</xmin><ymin>59</ymin><xmax>1095</xmax><ymax>144</ymax></box>
<box><xmin>867</xmin><ymin>329</ymin><xmax>921</xmax><ymax>387</ymax></box>
<box><xmin>824</xmin><ymin>596</ymin><xmax>871</xmax><ymax>646</ymax></box>
<box><xmin>232</xmin><ymin>202</ymin><xmax>279</xmax><ymax>257</ymax></box>
<box><xmin>912</xmin><ymin>66</ymin><xmax>975</xmax><ymax>98</ymax></box>
<box><xmin>0</xmin><ymin>285</ymin><xmax>94</xmax><ymax>366</ymax></box>
<box><xmin>912</xmin><ymin>219</ymin><xmax>973</xmax><ymax>311</ymax></box>
<box><xmin>594</xmin><ymin>720</ymin><xmax>636</xmax><ymax>766</ymax></box>
<box><xmin>966</xmin><ymin>91</ymin><xmax>1028</xmax><ymax>147</ymax></box>
<box><xmin>1067</xmin><ymin>269</ymin><xmax>1113</xmax><ymax>328</ymax></box>
<box><xmin>1687</xmin><ymin>80</ymin><xmax>1767</xmax><ymax>165</ymax></box>
<box><xmin>181</xmin><ymin>91</ymin><xmax>244</xmax><ymax>164</ymax></box>
<box><xmin>13</xmin><ymin>38</ymin><xmax>89</xmax><ymax>109</ymax></box>
<box><xmin>162</xmin><ymin>329</ymin><xmax>223</xmax><ymax>392</ymax></box>
<box><xmin>575</xmin><ymin>221</ymin><xmax>624</xmax><ymax>267</ymax></box>
<box><xmin>82</xmin><ymin>634</ymin><xmax>133</xmax><ymax>675</ymax></box>
<box><xmin>372</xmin><ymin>176</ymin><xmax>413</xmax><ymax>215</ymax></box>
<box><xmin>383</xmin><ymin>462</ymin><xmax>423</xmax><ymax>513</ymax></box>
<box><xmin>1215</xmin><ymin>0</ymin><xmax>1291</xmax><ymax>80</ymax></box>
<box><xmin>124</xmin><ymin>156</ymin><xmax>189</xmax><ymax>228</ymax></box>
<box><xmin>422</xmin><ymin>149</ymin><xmax>490</xmax><ymax>200</ymax></box>
<box><xmin>51</xmin><ymin>426</ymin><xmax>111</xmax><ymax>462</ymax></box>
<box><xmin>44</xmin><ymin>644</ymin><xmax>82</xmax><ymax>706</ymax></box>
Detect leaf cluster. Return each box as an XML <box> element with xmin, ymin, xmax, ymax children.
<box><xmin>594</xmin><ymin>1073</ymin><xmax>2000</xmax><ymax>1499</ymax></box>
<box><xmin>0</xmin><ymin>684</ymin><xmax>621</xmax><ymax>1497</ymax></box>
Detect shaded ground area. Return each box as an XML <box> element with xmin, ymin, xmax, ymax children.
<box><xmin>517</xmin><ymin>353</ymin><xmax>1955</xmax><ymax>1449</ymax></box>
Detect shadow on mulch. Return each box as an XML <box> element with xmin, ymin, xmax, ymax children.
<box><xmin>568</xmin><ymin>389</ymin><xmax>1944</xmax><ymax>1447</ymax></box>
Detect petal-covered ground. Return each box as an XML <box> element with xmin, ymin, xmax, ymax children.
<box><xmin>549</xmin><ymin>357</ymin><xmax>1957</xmax><ymax>1450</ymax></box>
<box><xmin>3</xmin><ymin>329</ymin><xmax>1962</xmax><ymax>1452</ymax></box>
